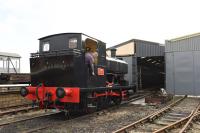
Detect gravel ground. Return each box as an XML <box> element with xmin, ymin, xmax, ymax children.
<box><xmin>187</xmin><ymin>121</ymin><xmax>200</xmax><ymax>133</ymax></box>
<box><xmin>41</xmin><ymin>105</ymin><xmax>158</xmax><ymax>133</ymax></box>
<box><xmin>177</xmin><ymin>114</ymin><xmax>200</xmax><ymax>133</ymax></box>
<box><xmin>35</xmin><ymin>97</ymin><xmax>181</xmax><ymax>133</ymax></box>
<box><xmin>0</xmin><ymin>96</ymin><xmax>184</xmax><ymax>133</ymax></box>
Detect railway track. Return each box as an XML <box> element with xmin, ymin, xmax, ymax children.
<box><xmin>24</xmin><ymin>93</ymin><xmax>150</xmax><ymax>133</ymax></box>
<box><xmin>0</xmin><ymin>94</ymin><xmax>31</xmax><ymax>110</ymax></box>
<box><xmin>0</xmin><ymin>104</ymin><xmax>38</xmax><ymax>116</ymax></box>
<box><xmin>0</xmin><ymin>85</ymin><xmax>31</xmax><ymax>110</ymax></box>
<box><xmin>0</xmin><ymin>93</ymin><xmax>150</xmax><ymax>133</ymax></box>
<box><xmin>168</xmin><ymin>103</ymin><xmax>200</xmax><ymax>133</ymax></box>
<box><xmin>0</xmin><ymin>111</ymin><xmax>62</xmax><ymax>132</ymax></box>
<box><xmin>0</xmin><ymin>104</ymin><xmax>31</xmax><ymax>110</ymax></box>
<box><xmin>0</xmin><ymin>90</ymin><xmax>19</xmax><ymax>95</ymax></box>
<box><xmin>184</xmin><ymin>112</ymin><xmax>200</xmax><ymax>133</ymax></box>
<box><xmin>113</xmin><ymin>96</ymin><xmax>200</xmax><ymax>133</ymax></box>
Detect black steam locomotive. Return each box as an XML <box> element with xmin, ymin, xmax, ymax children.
<box><xmin>20</xmin><ymin>33</ymin><xmax>135</xmax><ymax>112</ymax></box>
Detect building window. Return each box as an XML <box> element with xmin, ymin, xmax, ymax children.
<box><xmin>43</xmin><ymin>42</ymin><xmax>50</xmax><ymax>52</ymax></box>
<box><xmin>69</xmin><ymin>38</ymin><xmax>77</xmax><ymax>49</ymax></box>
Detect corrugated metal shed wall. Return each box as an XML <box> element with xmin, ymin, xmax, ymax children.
<box><xmin>166</xmin><ymin>35</ymin><xmax>200</xmax><ymax>52</ymax></box>
<box><xmin>135</xmin><ymin>40</ymin><xmax>164</xmax><ymax>57</ymax></box>
<box><xmin>165</xmin><ymin>52</ymin><xmax>174</xmax><ymax>94</ymax></box>
<box><xmin>120</xmin><ymin>56</ymin><xmax>137</xmax><ymax>87</ymax></box>
<box><xmin>165</xmin><ymin>34</ymin><xmax>200</xmax><ymax>95</ymax></box>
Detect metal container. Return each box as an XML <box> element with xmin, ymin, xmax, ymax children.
<box><xmin>165</xmin><ymin>33</ymin><xmax>200</xmax><ymax>95</ymax></box>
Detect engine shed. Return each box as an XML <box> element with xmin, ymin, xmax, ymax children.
<box><xmin>107</xmin><ymin>39</ymin><xmax>165</xmax><ymax>90</ymax></box>
<box><xmin>166</xmin><ymin>33</ymin><xmax>200</xmax><ymax>95</ymax></box>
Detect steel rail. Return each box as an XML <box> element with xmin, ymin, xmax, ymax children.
<box><xmin>178</xmin><ymin>104</ymin><xmax>200</xmax><ymax>133</ymax></box>
<box><xmin>121</xmin><ymin>93</ymin><xmax>151</xmax><ymax>105</ymax></box>
<box><xmin>153</xmin><ymin>109</ymin><xmax>195</xmax><ymax>133</ymax></box>
<box><xmin>153</xmin><ymin>102</ymin><xmax>200</xmax><ymax>133</ymax></box>
<box><xmin>113</xmin><ymin>95</ymin><xmax>187</xmax><ymax>133</ymax></box>
<box><xmin>0</xmin><ymin>104</ymin><xmax>32</xmax><ymax>110</ymax></box>
<box><xmin>0</xmin><ymin>106</ymin><xmax>39</xmax><ymax>116</ymax></box>
<box><xmin>0</xmin><ymin>90</ymin><xmax>20</xmax><ymax>95</ymax></box>
<box><xmin>0</xmin><ymin>111</ymin><xmax>61</xmax><ymax>127</ymax></box>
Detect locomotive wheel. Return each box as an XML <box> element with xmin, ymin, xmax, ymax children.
<box><xmin>97</xmin><ymin>96</ymin><xmax>112</xmax><ymax>109</ymax></box>
<box><xmin>85</xmin><ymin>93</ymin><xmax>98</xmax><ymax>113</ymax></box>
<box><xmin>112</xmin><ymin>96</ymin><xmax>122</xmax><ymax>105</ymax></box>
<box><xmin>64</xmin><ymin>111</ymin><xmax>71</xmax><ymax>119</ymax></box>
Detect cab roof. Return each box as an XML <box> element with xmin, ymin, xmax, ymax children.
<box><xmin>38</xmin><ymin>33</ymin><xmax>105</xmax><ymax>43</ymax></box>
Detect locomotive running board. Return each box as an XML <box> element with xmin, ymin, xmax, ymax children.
<box><xmin>80</xmin><ymin>85</ymin><xmax>136</xmax><ymax>92</ymax></box>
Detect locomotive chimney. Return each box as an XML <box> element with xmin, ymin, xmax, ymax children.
<box><xmin>110</xmin><ymin>48</ymin><xmax>117</xmax><ymax>58</ymax></box>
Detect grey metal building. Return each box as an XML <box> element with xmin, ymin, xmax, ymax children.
<box><xmin>107</xmin><ymin>39</ymin><xmax>165</xmax><ymax>90</ymax></box>
<box><xmin>165</xmin><ymin>33</ymin><xmax>200</xmax><ymax>95</ymax></box>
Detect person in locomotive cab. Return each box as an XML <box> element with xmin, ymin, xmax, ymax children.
<box><xmin>85</xmin><ymin>47</ymin><xmax>95</xmax><ymax>76</ymax></box>
<box><xmin>92</xmin><ymin>50</ymin><xmax>98</xmax><ymax>64</ymax></box>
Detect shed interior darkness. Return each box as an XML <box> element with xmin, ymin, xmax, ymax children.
<box><xmin>137</xmin><ymin>56</ymin><xmax>165</xmax><ymax>90</ymax></box>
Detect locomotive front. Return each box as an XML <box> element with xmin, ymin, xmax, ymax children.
<box><xmin>20</xmin><ymin>33</ymin><xmax>106</xmax><ymax>110</ymax></box>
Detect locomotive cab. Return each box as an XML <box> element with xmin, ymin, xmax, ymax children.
<box><xmin>30</xmin><ymin>33</ymin><xmax>106</xmax><ymax>88</ymax></box>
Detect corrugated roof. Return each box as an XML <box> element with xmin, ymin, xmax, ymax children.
<box><xmin>0</xmin><ymin>52</ymin><xmax>21</xmax><ymax>58</ymax></box>
<box><xmin>107</xmin><ymin>38</ymin><xmax>161</xmax><ymax>49</ymax></box>
<box><xmin>169</xmin><ymin>32</ymin><xmax>200</xmax><ymax>42</ymax></box>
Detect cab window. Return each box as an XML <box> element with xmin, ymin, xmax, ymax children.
<box><xmin>42</xmin><ymin>42</ymin><xmax>50</xmax><ymax>52</ymax></box>
<box><xmin>69</xmin><ymin>38</ymin><xmax>78</xmax><ymax>49</ymax></box>
<box><xmin>85</xmin><ymin>38</ymin><xmax>98</xmax><ymax>65</ymax></box>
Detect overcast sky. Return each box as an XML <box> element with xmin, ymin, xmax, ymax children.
<box><xmin>0</xmin><ymin>0</ymin><xmax>200</xmax><ymax>72</ymax></box>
